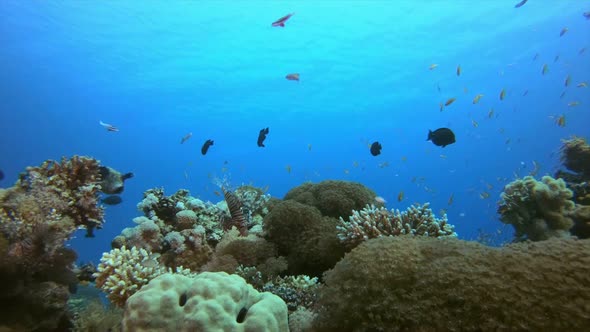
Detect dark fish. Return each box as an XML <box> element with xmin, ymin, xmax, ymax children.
<box><xmin>101</xmin><ymin>195</ymin><xmax>122</xmax><ymax>205</ymax></box>
<box><xmin>0</xmin><ymin>169</ymin><xmax>4</xmax><ymax>181</ymax></box>
<box><xmin>514</xmin><ymin>0</ymin><xmax>527</xmax><ymax>8</ymax></box>
<box><xmin>584</xmin><ymin>12</ymin><xmax>590</xmax><ymax>19</ymax></box>
<box><xmin>201</xmin><ymin>139</ymin><xmax>214</xmax><ymax>155</ymax></box>
<box><xmin>257</xmin><ymin>127</ymin><xmax>269</xmax><ymax>147</ymax></box>
<box><xmin>370</xmin><ymin>142</ymin><xmax>382</xmax><ymax>156</ymax></box>
<box><xmin>427</xmin><ymin>128</ymin><xmax>456</xmax><ymax>147</ymax></box>
<box><xmin>272</xmin><ymin>13</ymin><xmax>294</xmax><ymax>27</ymax></box>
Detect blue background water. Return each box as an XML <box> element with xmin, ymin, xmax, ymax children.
<box><xmin>1</xmin><ymin>1</ymin><xmax>588</xmax><ymax>264</ymax></box>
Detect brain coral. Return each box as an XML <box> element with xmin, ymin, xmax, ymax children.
<box><xmin>122</xmin><ymin>272</ymin><xmax>288</xmax><ymax>332</ymax></box>
<box><xmin>314</xmin><ymin>236</ymin><xmax>590</xmax><ymax>331</ymax></box>
<box><xmin>284</xmin><ymin>180</ymin><xmax>378</xmax><ymax>220</ymax></box>
<box><xmin>498</xmin><ymin>175</ymin><xmax>575</xmax><ymax>241</ymax></box>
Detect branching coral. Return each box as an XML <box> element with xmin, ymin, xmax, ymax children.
<box><xmin>337</xmin><ymin>203</ymin><xmax>456</xmax><ymax>249</ymax></box>
<box><xmin>94</xmin><ymin>246</ymin><xmax>193</xmax><ymax>308</ymax></box>
<box><xmin>498</xmin><ymin>175</ymin><xmax>575</xmax><ymax>241</ymax></box>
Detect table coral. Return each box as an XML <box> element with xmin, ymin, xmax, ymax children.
<box><xmin>337</xmin><ymin>203</ymin><xmax>456</xmax><ymax>249</ymax></box>
<box><xmin>498</xmin><ymin>175</ymin><xmax>575</xmax><ymax>241</ymax></box>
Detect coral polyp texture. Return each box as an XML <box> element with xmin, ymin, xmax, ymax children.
<box><xmin>337</xmin><ymin>202</ymin><xmax>456</xmax><ymax>249</ymax></box>
<box><xmin>314</xmin><ymin>236</ymin><xmax>590</xmax><ymax>331</ymax></box>
<box><xmin>498</xmin><ymin>175</ymin><xmax>575</xmax><ymax>241</ymax></box>
<box><xmin>122</xmin><ymin>272</ymin><xmax>289</xmax><ymax>331</ymax></box>
<box><xmin>560</xmin><ymin>136</ymin><xmax>590</xmax><ymax>179</ymax></box>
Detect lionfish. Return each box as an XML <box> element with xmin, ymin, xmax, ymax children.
<box><xmin>221</xmin><ymin>187</ymin><xmax>248</xmax><ymax>236</ymax></box>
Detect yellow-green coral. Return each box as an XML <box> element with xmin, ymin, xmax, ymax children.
<box><xmin>498</xmin><ymin>175</ymin><xmax>575</xmax><ymax>241</ymax></box>
<box><xmin>561</xmin><ymin>136</ymin><xmax>590</xmax><ymax>178</ymax></box>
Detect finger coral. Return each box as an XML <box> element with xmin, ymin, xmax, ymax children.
<box><xmin>337</xmin><ymin>203</ymin><xmax>456</xmax><ymax>249</ymax></box>
<box><xmin>498</xmin><ymin>175</ymin><xmax>575</xmax><ymax>241</ymax></box>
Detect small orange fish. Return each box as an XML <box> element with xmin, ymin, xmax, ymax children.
<box><xmin>456</xmin><ymin>65</ymin><xmax>461</xmax><ymax>76</ymax></box>
<box><xmin>444</xmin><ymin>97</ymin><xmax>456</xmax><ymax>106</ymax></box>
<box><xmin>488</xmin><ymin>108</ymin><xmax>495</xmax><ymax>118</ymax></box>
<box><xmin>568</xmin><ymin>101</ymin><xmax>580</xmax><ymax>107</ymax></box>
<box><xmin>499</xmin><ymin>88</ymin><xmax>506</xmax><ymax>100</ymax></box>
<box><xmin>472</xmin><ymin>94</ymin><xmax>484</xmax><ymax>104</ymax></box>
<box><xmin>286</xmin><ymin>165</ymin><xmax>292</xmax><ymax>174</ymax></box>
<box><xmin>429</xmin><ymin>64</ymin><xmax>439</xmax><ymax>70</ymax></box>
<box><xmin>556</xmin><ymin>115</ymin><xmax>566</xmax><ymax>127</ymax></box>
<box><xmin>471</xmin><ymin>119</ymin><xmax>479</xmax><ymax>128</ymax></box>
<box><xmin>286</xmin><ymin>73</ymin><xmax>300</xmax><ymax>81</ymax></box>
<box><xmin>401</xmin><ymin>156</ymin><xmax>407</xmax><ymax>162</ymax></box>
<box><xmin>577</xmin><ymin>82</ymin><xmax>588</xmax><ymax>88</ymax></box>
<box><xmin>564</xmin><ymin>75</ymin><xmax>571</xmax><ymax>87</ymax></box>
<box><xmin>397</xmin><ymin>191</ymin><xmax>404</xmax><ymax>202</ymax></box>
<box><xmin>542</xmin><ymin>64</ymin><xmax>549</xmax><ymax>75</ymax></box>
<box><xmin>559</xmin><ymin>27</ymin><xmax>568</xmax><ymax>37</ymax></box>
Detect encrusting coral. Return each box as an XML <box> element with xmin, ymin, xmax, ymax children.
<box><xmin>497</xmin><ymin>175</ymin><xmax>576</xmax><ymax>241</ymax></box>
<box><xmin>314</xmin><ymin>236</ymin><xmax>590</xmax><ymax>331</ymax></box>
<box><xmin>337</xmin><ymin>202</ymin><xmax>456</xmax><ymax>249</ymax></box>
<box><xmin>0</xmin><ymin>156</ymin><xmax>105</xmax><ymax>331</ymax></box>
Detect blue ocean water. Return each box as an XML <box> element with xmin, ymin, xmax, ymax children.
<box><xmin>0</xmin><ymin>1</ymin><xmax>588</xmax><ymax>264</ymax></box>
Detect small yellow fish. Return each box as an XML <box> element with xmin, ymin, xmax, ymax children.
<box><xmin>471</xmin><ymin>119</ymin><xmax>479</xmax><ymax>128</ymax></box>
<box><xmin>397</xmin><ymin>191</ymin><xmax>404</xmax><ymax>202</ymax></box>
<box><xmin>401</xmin><ymin>156</ymin><xmax>407</xmax><ymax>162</ymax></box>
<box><xmin>556</xmin><ymin>115</ymin><xmax>566</xmax><ymax>127</ymax></box>
<box><xmin>577</xmin><ymin>82</ymin><xmax>588</xmax><ymax>88</ymax></box>
<box><xmin>456</xmin><ymin>65</ymin><xmax>461</xmax><ymax>76</ymax></box>
<box><xmin>488</xmin><ymin>108</ymin><xmax>495</xmax><ymax>119</ymax></box>
<box><xmin>429</xmin><ymin>64</ymin><xmax>439</xmax><ymax>70</ymax></box>
<box><xmin>568</xmin><ymin>101</ymin><xmax>580</xmax><ymax>107</ymax></box>
<box><xmin>542</xmin><ymin>64</ymin><xmax>549</xmax><ymax>75</ymax></box>
<box><xmin>565</xmin><ymin>75</ymin><xmax>571</xmax><ymax>87</ymax></box>
<box><xmin>448</xmin><ymin>193</ymin><xmax>454</xmax><ymax>205</ymax></box>
<box><xmin>286</xmin><ymin>165</ymin><xmax>292</xmax><ymax>174</ymax></box>
<box><xmin>480</xmin><ymin>192</ymin><xmax>490</xmax><ymax>199</ymax></box>
<box><xmin>473</xmin><ymin>94</ymin><xmax>484</xmax><ymax>104</ymax></box>
<box><xmin>445</xmin><ymin>97</ymin><xmax>457</xmax><ymax>106</ymax></box>
<box><xmin>499</xmin><ymin>88</ymin><xmax>506</xmax><ymax>100</ymax></box>
<box><xmin>559</xmin><ymin>27</ymin><xmax>568</xmax><ymax>37</ymax></box>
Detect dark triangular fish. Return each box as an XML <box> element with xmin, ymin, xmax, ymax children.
<box><xmin>101</xmin><ymin>195</ymin><xmax>123</xmax><ymax>205</ymax></box>
<box><xmin>370</xmin><ymin>141</ymin><xmax>382</xmax><ymax>156</ymax></box>
<box><xmin>201</xmin><ymin>139</ymin><xmax>214</xmax><ymax>155</ymax></box>
<box><xmin>257</xmin><ymin>127</ymin><xmax>269</xmax><ymax>147</ymax></box>
<box><xmin>427</xmin><ymin>128</ymin><xmax>456</xmax><ymax>147</ymax></box>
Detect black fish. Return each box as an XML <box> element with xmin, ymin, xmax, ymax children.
<box><xmin>370</xmin><ymin>141</ymin><xmax>382</xmax><ymax>156</ymax></box>
<box><xmin>257</xmin><ymin>127</ymin><xmax>269</xmax><ymax>147</ymax></box>
<box><xmin>0</xmin><ymin>169</ymin><xmax>4</xmax><ymax>181</ymax></box>
<box><xmin>201</xmin><ymin>139</ymin><xmax>214</xmax><ymax>155</ymax></box>
<box><xmin>514</xmin><ymin>0</ymin><xmax>527</xmax><ymax>8</ymax></box>
<box><xmin>101</xmin><ymin>195</ymin><xmax>123</xmax><ymax>205</ymax></box>
<box><xmin>427</xmin><ymin>128</ymin><xmax>456</xmax><ymax>147</ymax></box>
<box><xmin>584</xmin><ymin>12</ymin><xmax>590</xmax><ymax>20</ymax></box>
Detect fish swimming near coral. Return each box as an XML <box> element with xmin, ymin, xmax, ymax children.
<box><xmin>99</xmin><ymin>120</ymin><xmax>119</xmax><ymax>132</ymax></box>
<box><xmin>427</xmin><ymin>128</ymin><xmax>456</xmax><ymax>147</ymax></box>
<box><xmin>201</xmin><ymin>139</ymin><xmax>214</xmax><ymax>155</ymax></box>
<box><xmin>98</xmin><ymin>166</ymin><xmax>134</xmax><ymax>195</ymax></box>
<box><xmin>285</xmin><ymin>73</ymin><xmax>300</xmax><ymax>81</ymax></box>
<box><xmin>101</xmin><ymin>195</ymin><xmax>123</xmax><ymax>206</ymax></box>
<box><xmin>514</xmin><ymin>0</ymin><xmax>527</xmax><ymax>8</ymax></box>
<box><xmin>221</xmin><ymin>187</ymin><xmax>248</xmax><ymax>236</ymax></box>
<box><xmin>180</xmin><ymin>132</ymin><xmax>193</xmax><ymax>144</ymax></box>
<box><xmin>272</xmin><ymin>13</ymin><xmax>294</xmax><ymax>27</ymax></box>
<box><xmin>257</xmin><ymin>127</ymin><xmax>269</xmax><ymax>147</ymax></box>
<box><xmin>370</xmin><ymin>142</ymin><xmax>382</xmax><ymax>156</ymax></box>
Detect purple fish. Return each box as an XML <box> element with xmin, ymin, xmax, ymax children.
<box><xmin>514</xmin><ymin>0</ymin><xmax>527</xmax><ymax>8</ymax></box>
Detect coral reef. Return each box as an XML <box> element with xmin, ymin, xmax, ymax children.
<box><xmin>314</xmin><ymin>236</ymin><xmax>590</xmax><ymax>331</ymax></box>
<box><xmin>337</xmin><ymin>203</ymin><xmax>456</xmax><ymax>249</ymax></box>
<box><xmin>497</xmin><ymin>175</ymin><xmax>575</xmax><ymax>241</ymax></box>
<box><xmin>0</xmin><ymin>156</ymin><xmax>104</xmax><ymax>331</ymax></box>
<box><xmin>263</xmin><ymin>200</ymin><xmax>345</xmax><ymax>277</ymax></box>
<box><xmin>284</xmin><ymin>180</ymin><xmax>378</xmax><ymax>220</ymax></box>
<box><xmin>94</xmin><ymin>246</ymin><xmax>192</xmax><ymax>308</ymax></box>
<box><xmin>560</xmin><ymin>136</ymin><xmax>590</xmax><ymax>179</ymax></box>
<box><xmin>122</xmin><ymin>272</ymin><xmax>289</xmax><ymax>331</ymax></box>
